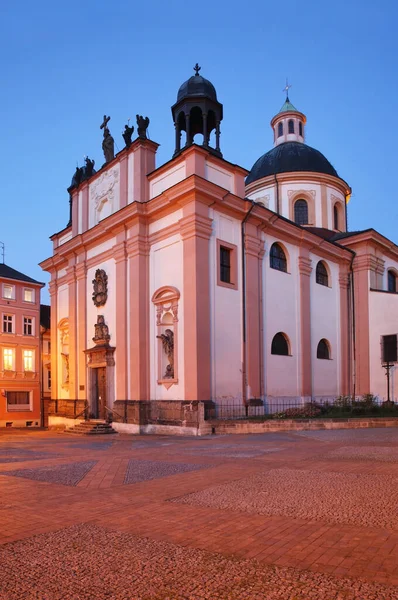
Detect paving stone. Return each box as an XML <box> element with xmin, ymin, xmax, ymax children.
<box><xmin>326</xmin><ymin>446</ymin><xmax>398</xmax><ymax>462</ymax></box>
<box><xmin>0</xmin><ymin>460</ymin><xmax>97</xmax><ymax>486</ymax></box>
<box><xmin>174</xmin><ymin>468</ymin><xmax>398</xmax><ymax>529</ymax></box>
<box><xmin>297</xmin><ymin>429</ymin><xmax>398</xmax><ymax>443</ymax></box>
<box><xmin>1</xmin><ymin>523</ymin><xmax>396</xmax><ymax>600</ymax></box>
<box><xmin>124</xmin><ymin>459</ymin><xmax>210</xmax><ymax>484</ymax></box>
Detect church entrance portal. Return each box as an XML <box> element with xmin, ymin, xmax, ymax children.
<box><xmin>92</xmin><ymin>367</ymin><xmax>107</xmax><ymax>419</ymax></box>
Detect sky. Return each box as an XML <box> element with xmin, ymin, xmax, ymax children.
<box><xmin>1</xmin><ymin>0</ymin><xmax>397</xmax><ymax>304</ymax></box>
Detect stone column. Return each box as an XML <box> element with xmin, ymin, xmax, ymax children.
<box><xmin>66</xmin><ymin>264</ymin><xmax>77</xmax><ymax>399</ymax></box>
<box><xmin>215</xmin><ymin>121</ymin><xmax>221</xmax><ymax>153</ymax></box>
<box><xmin>179</xmin><ymin>203</ymin><xmax>213</xmax><ymax>400</ymax></box>
<box><xmin>298</xmin><ymin>250</ymin><xmax>312</xmax><ymax>399</ymax></box>
<box><xmin>244</xmin><ymin>222</ymin><xmax>265</xmax><ymax>400</ymax></box>
<box><xmin>352</xmin><ymin>254</ymin><xmax>371</xmax><ymax>395</ymax></box>
<box><xmin>339</xmin><ymin>264</ymin><xmax>350</xmax><ymax>396</ymax></box>
<box><xmin>131</xmin><ymin>138</ymin><xmax>158</xmax><ymax>203</ymax></box>
<box><xmin>174</xmin><ymin>122</ymin><xmax>181</xmax><ymax>154</ymax></box>
<box><xmin>114</xmin><ymin>237</ymin><xmax>128</xmax><ymax>400</ymax></box>
<box><xmin>75</xmin><ymin>260</ymin><xmax>87</xmax><ymax>400</ymax></box>
<box><xmin>185</xmin><ymin>113</ymin><xmax>191</xmax><ymax>146</ymax></box>
<box><xmin>127</xmin><ymin>219</ymin><xmax>149</xmax><ymax>400</ymax></box>
<box><xmin>202</xmin><ymin>112</ymin><xmax>208</xmax><ymax>146</ymax></box>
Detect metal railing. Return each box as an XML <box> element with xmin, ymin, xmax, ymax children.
<box><xmin>204</xmin><ymin>396</ymin><xmax>398</xmax><ymax>421</ymax></box>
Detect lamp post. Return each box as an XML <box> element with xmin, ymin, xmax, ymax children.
<box><xmin>382</xmin><ymin>361</ymin><xmax>393</xmax><ymax>402</ymax></box>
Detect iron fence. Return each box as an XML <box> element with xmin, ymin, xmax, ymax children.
<box><xmin>204</xmin><ymin>396</ymin><xmax>398</xmax><ymax>421</ymax></box>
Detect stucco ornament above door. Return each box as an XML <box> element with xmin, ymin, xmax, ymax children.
<box><xmin>92</xmin><ymin>269</ymin><xmax>108</xmax><ymax>307</ymax></box>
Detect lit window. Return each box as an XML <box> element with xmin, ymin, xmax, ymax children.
<box><xmin>3</xmin><ymin>285</ymin><xmax>14</xmax><ymax>299</ymax></box>
<box><xmin>23</xmin><ymin>288</ymin><xmax>34</xmax><ymax>302</ymax></box>
<box><xmin>271</xmin><ymin>332</ymin><xmax>290</xmax><ymax>356</ymax></box>
<box><xmin>317</xmin><ymin>339</ymin><xmax>330</xmax><ymax>359</ymax></box>
<box><xmin>288</xmin><ymin>120</ymin><xmax>294</xmax><ymax>134</ymax></box>
<box><xmin>388</xmin><ymin>270</ymin><xmax>397</xmax><ymax>293</ymax></box>
<box><xmin>24</xmin><ymin>317</ymin><xmax>33</xmax><ymax>335</ymax></box>
<box><xmin>270</xmin><ymin>243</ymin><xmax>287</xmax><ymax>272</ymax></box>
<box><xmin>23</xmin><ymin>349</ymin><xmax>34</xmax><ymax>372</ymax></box>
<box><xmin>3</xmin><ymin>348</ymin><xmax>14</xmax><ymax>370</ymax></box>
<box><xmin>277</xmin><ymin>122</ymin><xmax>283</xmax><ymax>137</ymax></box>
<box><xmin>3</xmin><ymin>314</ymin><xmax>14</xmax><ymax>333</ymax></box>
<box><xmin>294</xmin><ymin>199</ymin><xmax>308</xmax><ymax>225</ymax></box>
<box><xmin>220</xmin><ymin>246</ymin><xmax>231</xmax><ymax>283</ymax></box>
<box><xmin>316</xmin><ymin>261</ymin><xmax>329</xmax><ymax>287</ymax></box>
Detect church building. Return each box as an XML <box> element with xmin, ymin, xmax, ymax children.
<box><xmin>40</xmin><ymin>66</ymin><xmax>398</xmax><ymax>429</ymax></box>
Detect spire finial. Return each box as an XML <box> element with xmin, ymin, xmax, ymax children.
<box><xmin>193</xmin><ymin>63</ymin><xmax>201</xmax><ymax>76</ymax></box>
<box><xmin>282</xmin><ymin>78</ymin><xmax>292</xmax><ymax>101</ymax></box>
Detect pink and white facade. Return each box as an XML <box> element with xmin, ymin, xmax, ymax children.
<box><xmin>40</xmin><ymin>70</ymin><xmax>398</xmax><ymax>428</ymax></box>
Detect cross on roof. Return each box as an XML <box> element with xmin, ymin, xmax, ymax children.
<box><xmin>282</xmin><ymin>78</ymin><xmax>292</xmax><ymax>100</ymax></box>
<box><xmin>100</xmin><ymin>115</ymin><xmax>111</xmax><ymax>130</ymax></box>
<box><xmin>193</xmin><ymin>63</ymin><xmax>201</xmax><ymax>76</ymax></box>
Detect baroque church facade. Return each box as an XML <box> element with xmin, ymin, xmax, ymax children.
<box><xmin>40</xmin><ymin>67</ymin><xmax>398</xmax><ymax>427</ymax></box>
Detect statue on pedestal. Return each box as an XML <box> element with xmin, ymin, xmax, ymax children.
<box><xmin>136</xmin><ymin>114</ymin><xmax>150</xmax><ymax>139</ymax></box>
<box><xmin>100</xmin><ymin>115</ymin><xmax>115</xmax><ymax>163</ymax></box>
<box><xmin>122</xmin><ymin>122</ymin><xmax>134</xmax><ymax>148</ymax></box>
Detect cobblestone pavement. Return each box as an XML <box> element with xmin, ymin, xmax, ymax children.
<box><xmin>0</xmin><ymin>427</ymin><xmax>398</xmax><ymax>599</ymax></box>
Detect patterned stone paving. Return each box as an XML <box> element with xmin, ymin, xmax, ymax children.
<box><xmin>124</xmin><ymin>458</ymin><xmax>211</xmax><ymax>484</ymax></box>
<box><xmin>174</xmin><ymin>468</ymin><xmax>398</xmax><ymax>529</ymax></box>
<box><xmin>297</xmin><ymin>428</ymin><xmax>398</xmax><ymax>443</ymax></box>
<box><xmin>66</xmin><ymin>441</ymin><xmax>114</xmax><ymax>451</ymax></box>
<box><xmin>0</xmin><ymin>448</ymin><xmax>59</xmax><ymax>463</ymax></box>
<box><xmin>326</xmin><ymin>446</ymin><xmax>398</xmax><ymax>462</ymax></box>
<box><xmin>1</xmin><ymin>460</ymin><xmax>97</xmax><ymax>486</ymax></box>
<box><xmin>1</xmin><ymin>523</ymin><xmax>397</xmax><ymax>600</ymax></box>
<box><xmin>182</xmin><ymin>444</ymin><xmax>282</xmax><ymax>458</ymax></box>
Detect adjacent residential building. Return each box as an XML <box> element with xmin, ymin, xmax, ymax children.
<box><xmin>0</xmin><ymin>264</ymin><xmax>45</xmax><ymax>427</ymax></box>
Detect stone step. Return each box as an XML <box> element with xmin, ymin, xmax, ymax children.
<box><xmin>64</xmin><ymin>421</ymin><xmax>117</xmax><ymax>435</ymax></box>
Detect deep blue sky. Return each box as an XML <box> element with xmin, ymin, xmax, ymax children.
<box><xmin>1</xmin><ymin>0</ymin><xmax>396</xmax><ymax>303</ymax></box>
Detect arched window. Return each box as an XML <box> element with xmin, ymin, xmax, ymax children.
<box><xmin>388</xmin><ymin>270</ymin><xmax>397</xmax><ymax>293</ymax></box>
<box><xmin>270</xmin><ymin>243</ymin><xmax>287</xmax><ymax>272</ymax></box>
<box><xmin>317</xmin><ymin>339</ymin><xmax>330</xmax><ymax>359</ymax></box>
<box><xmin>271</xmin><ymin>332</ymin><xmax>290</xmax><ymax>356</ymax></box>
<box><xmin>277</xmin><ymin>122</ymin><xmax>283</xmax><ymax>137</ymax></box>
<box><xmin>333</xmin><ymin>204</ymin><xmax>339</xmax><ymax>230</ymax></box>
<box><xmin>316</xmin><ymin>261</ymin><xmax>329</xmax><ymax>286</ymax></box>
<box><xmin>299</xmin><ymin>122</ymin><xmax>303</xmax><ymax>136</ymax></box>
<box><xmin>288</xmin><ymin>120</ymin><xmax>294</xmax><ymax>134</ymax></box>
<box><xmin>294</xmin><ymin>199</ymin><xmax>308</xmax><ymax>225</ymax></box>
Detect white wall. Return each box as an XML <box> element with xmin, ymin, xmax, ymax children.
<box><xmin>263</xmin><ymin>235</ymin><xmax>300</xmax><ymax>400</ymax></box>
<box><xmin>150</xmin><ymin>164</ymin><xmax>186</xmax><ymax>199</ymax></box>
<box><xmin>309</xmin><ymin>253</ymin><xmax>340</xmax><ymax>398</ymax></box>
<box><xmin>149</xmin><ymin>235</ymin><xmax>184</xmax><ymax>400</ymax></box>
<box><xmin>205</xmin><ymin>164</ymin><xmax>233</xmax><ymax>192</ymax></box>
<box><xmin>210</xmin><ymin>210</ymin><xmax>243</xmax><ymax>402</ymax></box>
<box><xmin>369</xmin><ymin>290</ymin><xmax>398</xmax><ymax>400</ymax></box>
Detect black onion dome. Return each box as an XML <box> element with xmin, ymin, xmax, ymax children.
<box><xmin>177</xmin><ymin>75</ymin><xmax>218</xmax><ymax>102</ymax></box>
<box><xmin>246</xmin><ymin>142</ymin><xmax>338</xmax><ymax>185</ymax></box>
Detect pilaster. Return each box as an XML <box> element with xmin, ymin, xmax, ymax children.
<box><xmin>298</xmin><ymin>251</ymin><xmax>312</xmax><ymax>398</ymax></box>
<box><xmin>352</xmin><ymin>254</ymin><xmax>370</xmax><ymax>394</ymax></box>
<box><xmin>75</xmin><ymin>260</ymin><xmax>87</xmax><ymax>399</ymax></box>
<box><xmin>48</xmin><ymin>279</ymin><xmax>58</xmax><ymax>400</ymax></box>
<box><xmin>339</xmin><ymin>266</ymin><xmax>350</xmax><ymax>396</ymax></box>
<box><xmin>114</xmin><ymin>237</ymin><xmax>128</xmax><ymax>399</ymax></box>
<box><xmin>179</xmin><ymin>204</ymin><xmax>213</xmax><ymax>400</ymax></box>
<box><xmin>65</xmin><ymin>263</ymin><xmax>77</xmax><ymax>398</ymax></box>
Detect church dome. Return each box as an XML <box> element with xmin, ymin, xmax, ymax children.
<box><xmin>246</xmin><ymin>141</ymin><xmax>338</xmax><ymax>185</ymax></box>
<box><xmin>177</xmin><ymin>73</ymin><xmax>218</xmax><ymax>102</ymax></box>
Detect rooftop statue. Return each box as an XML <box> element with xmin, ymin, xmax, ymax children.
<box><xmin>100</xmin><ymin>115</ymin><xmax>115</xmax><ymax>163</ymax></box>
<box><xmin>136</xmin><ymin>114</ymin><xmax>150</xmax><ymax>140</ymax></box>
<box><xmin>122</xmin><ymin>122</ymin><xmax>135</xmax><ymax>148</ymax></box>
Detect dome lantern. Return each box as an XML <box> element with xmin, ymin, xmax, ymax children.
<box><xmin>271</xmin><ymin>84</ymin><xmax>306</xmax><ymax>146</ymax></box>
<box><xmin>171</xmin><ymin>64</ymin><xmax>223</xmax><ymax>158</ymax></box>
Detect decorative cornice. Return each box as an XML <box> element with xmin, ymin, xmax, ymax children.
<box><xmin>179</xmin><ymin>214</ymin><xmax>213</xmax><ymax>241</ymax></box>
<box><xmin>75</xmin><ymin>262</ymin><xmax>87</xmax><ymax>281</ymax></box>
<box><xmin>298</xmin><ymin>256</ymin><xmax>313</xmax><ymax>276</ymax></box>
<box><xmin>126</xmin><ymin>236</ymin><xmax>149</xmax><ymax>258</ymax></box>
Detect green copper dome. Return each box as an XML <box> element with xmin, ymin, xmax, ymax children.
<box><xmin>277</xmin><ymin>97</ymin><xmax>299</xmax><ymax>113</ymax></box>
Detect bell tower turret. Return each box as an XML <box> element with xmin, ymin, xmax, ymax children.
<box><xmin>271</xmin><ymin>83</ymin><xmax>306</xmax><ymax>147</ymax></box>
<box><xmin>171</xmin><ymin>64</ymin><xmax>223</xmax><ymax>157</ymax></box>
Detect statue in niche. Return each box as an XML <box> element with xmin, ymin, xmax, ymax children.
<box><xmin>156</xmin><ymin>329</ymin><xmax>174</xmax><ymax>378</ymax></box>
<box><xmin>136</xmin><ymin>114</ymin><xmax>150</xmax><ymax>139</ymax></box>
<box><xmin>93</xmin><ymin>315</ymin><xmax>110</xmax><ymax>345</ymax></box>
<box><xmin>92</xmin><ymin>269</ymin><xmax>108</xmax><ymax>307</ymax></box>
<box><xmin>61</xmin><ymin>353</ymin><xmax>70</xmax><ymax>384</ymax></box>
<box><xmin>100</xmin><ymin>115</ymin><xmax>115</xmax><ymax>163</ymax></box>
<box><xmin>122</xmin><ymin>122</ymin><xmax>134</xmax><ymax>148</ymax></box>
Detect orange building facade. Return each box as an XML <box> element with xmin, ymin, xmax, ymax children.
<box><xmin>0</xmin><ymin>265</ymin><xmax>44</xmax><ymax>427</ymax></box>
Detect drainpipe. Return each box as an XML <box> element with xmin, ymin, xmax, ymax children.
<box><xmin>241</xmin><ymin>199</ymin><xmax>256</xmax><ymax>408</ymax></box>
<box><xmin>349</xmin><ymin>253</ymin><xmax>356</xmax><ymax>398</ymax></box>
